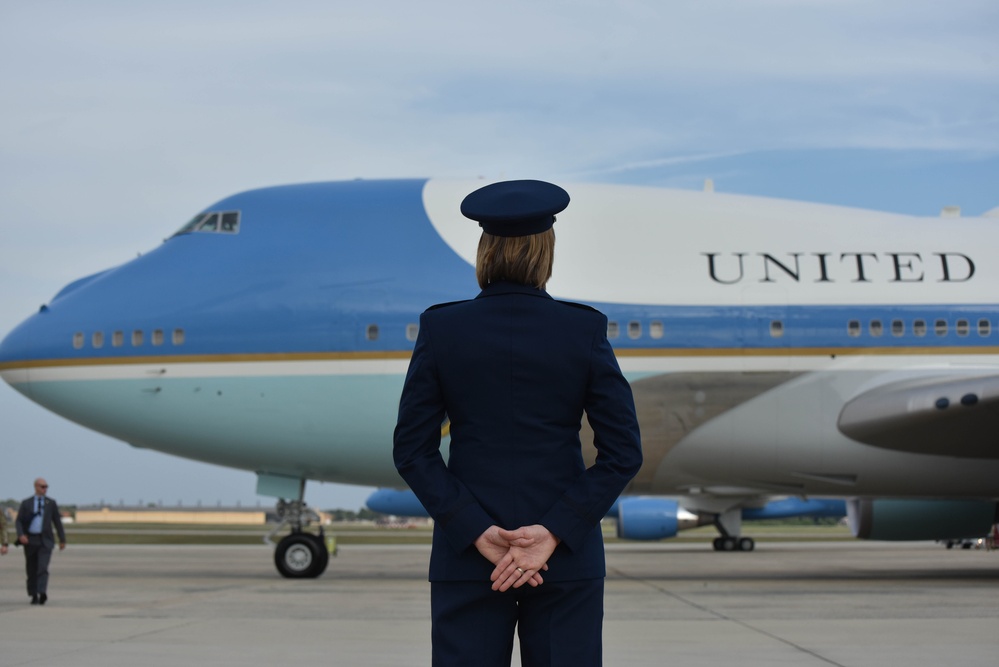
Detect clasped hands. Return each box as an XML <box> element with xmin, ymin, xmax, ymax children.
<box><xmin>474</xmin><ymin>524</ymin><xmax>560</xmax><ymax>592</ymax></box>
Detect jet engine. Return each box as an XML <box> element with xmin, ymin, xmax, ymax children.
<box><xmin>365</xmin><ymin>488</ymin><xmax>431</xmax><ymax>517</ymax></box>
<box><xmin>847</xmin><ymin>499</ymin><xmax>998</xmax><ymax>541</ymax></box>
<box><xmin>615</xmin><ymin>497</ymin><xmax>706</xmax><ymax>540</ymax></box>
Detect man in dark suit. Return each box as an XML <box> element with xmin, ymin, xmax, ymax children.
<box><xmin>394</xmin><ymin>180</ymin><xmax>643</xmax><ymax>666</ymax></box>
<box><xmin>16</xmin><ymin>478</ymin><xmax>67</xmax><ymax>605</ymax></box>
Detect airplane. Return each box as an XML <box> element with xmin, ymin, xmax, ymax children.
<box><xmin>2</xmin><ymin>178</ymin><xmax>998</xmax><ymax>578</ymax></box>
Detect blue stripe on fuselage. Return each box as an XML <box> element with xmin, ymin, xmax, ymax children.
<box><xmin>596</xmin><ymin>303</ymin><xmax>999</xmax><ymax>351</ymax></box>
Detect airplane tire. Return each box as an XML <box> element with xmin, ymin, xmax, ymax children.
<box><xmin>738</xmin><ymin>537</ymin><xmax>755</xmax><ymax>552</ymax></box>
<box><xmin>306</xmin><ymin>533</ymin><xmax>330</xmax><ymax>576</ymax></box>
<box><xmin>275</xmin><ymin>533</ymin><xmax>327</xmax><ymax>578</ymax></box>
<box><xmin>716</xmin><ymin>537</ymin><xmax>737</xmax><ymax>551</ymax></box>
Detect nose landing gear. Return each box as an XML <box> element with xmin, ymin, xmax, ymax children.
<box><xmin>266</xmin><ymin>498</ymin><xmax>334</xmax><ymax>578</ymax></box>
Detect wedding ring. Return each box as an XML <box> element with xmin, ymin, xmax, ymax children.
<box><xmin>516</xmin><ymin>567</ymin><xmax>525</xmax><ymax>573</ymax></box>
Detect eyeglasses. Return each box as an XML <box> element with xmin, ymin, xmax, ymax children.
<box><xmin>37</xmin><ymin>485</ymin><xmax>48</xmax><ymax>489</ymax></box>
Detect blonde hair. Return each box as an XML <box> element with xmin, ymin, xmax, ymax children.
<box><xmin>475</xmin><ymin>228</ymin><xmax>555</xmax><ymax>290</ymax></box>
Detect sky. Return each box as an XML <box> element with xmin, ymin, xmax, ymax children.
<box><xmin>1</xmin><ymin>1</ymin><xmax>997</xmax><ymax>510</ymax></box>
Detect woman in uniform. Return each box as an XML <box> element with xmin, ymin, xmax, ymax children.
<box><xmin>393</xmin><ymin>179</ymin><xmax>642</xmax><ymax>667</ymax></box>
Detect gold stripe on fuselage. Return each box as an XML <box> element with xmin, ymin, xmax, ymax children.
<box><xmin>3</xmin><ymin>345</ymin><xmax>999</xmax><ymax>372</ymax></box>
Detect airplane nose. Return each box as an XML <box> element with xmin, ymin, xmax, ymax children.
<box><xmin>1</xmin><ymin>267</ymin><xmax>121</xmax><ymax>389</ymax></box>
<box><xmin>0</xmin><ymin>311</ymin><xmax>40</xmax><ymax>395</ymax></box>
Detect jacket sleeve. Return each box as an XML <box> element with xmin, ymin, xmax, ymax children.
<box><xmin>393</xmin><ymin>313</ymin><xmax>495</xmax><ymax>553</ymax></box>
<box><xmin>51</xmin><ymin>501</ymin><xmax>66</xmax><ymax>543</ymax></box>
<box><xmin>15</xmin><ymin>500</ymin><xmax>27</xmax><ymax>539</ymax></box>
<box><xmin>540</xmin><ymin>316</ymin><xmax>643</xmax><ymax>551</ymax></box>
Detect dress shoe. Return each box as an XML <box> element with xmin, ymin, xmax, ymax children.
<box><xmin>30</xmin><ymin>594</ymin><xmax>38</xmax><ymax>605</ymax></box>
<box><xmin>39</xmin><ymin>593</ymin><xmax>47</xmax><ymax>605</ymax></box>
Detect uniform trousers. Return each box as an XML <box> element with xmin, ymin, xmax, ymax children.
<box><xmin>23</xmin><ymin>535</ymin><xmax>54</xmax><ymax>596</ymax></box>
<box><xmin>430</xmin><ymin>578</ymin><xmax>604</xmax><ymax>667</ymax></box>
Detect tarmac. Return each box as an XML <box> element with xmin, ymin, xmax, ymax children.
<box><xmin>0</xmin><ymin>540</ymin><xmax>996</xmax><ymax>667</ymax></box>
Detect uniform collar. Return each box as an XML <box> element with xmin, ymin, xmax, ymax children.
<box><xmin>476</xmin><ymin>281</ymin><xmax>552</xmax><ymax>300</ymax></box>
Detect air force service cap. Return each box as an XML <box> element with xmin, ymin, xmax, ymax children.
<box><xmin>460</xmin><ymin>179</ymin><xmax>570</xmax><ymax>237</ymax></box>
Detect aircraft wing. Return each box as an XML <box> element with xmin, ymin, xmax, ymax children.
<box><xmin>838</xmin><ymin>373</ymin><xmax>999</xmax><ymax>459</ymax></box>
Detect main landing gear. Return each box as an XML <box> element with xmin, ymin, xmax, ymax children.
<box><xmin>266</xmin><ymin>498</ymin><xmax>334</xmax><ymax>578</ymax></box>
<box><xmin>712</xmin><ymin>535</ymin><xmax>756</xmax><ymax>552</ymax></box>
<box><xmin>711</xmin><ymin>507</ymin><xmax>755</xmax><ymax>552</ymax></box>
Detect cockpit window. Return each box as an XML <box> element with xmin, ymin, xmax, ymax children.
<box><xmin>198</xmin><ymin>214</ymin><xmax>219</xmax><ymax>232</ymax></box>
<box><xmin>172</xmin><ymin>211</ymin><xmax>240</xmax><ymax>237</ymax></box>
<box><xmin>220</xmin><ymin>212</ymin><xmax>239</xmax><ymax>232</ymax></box>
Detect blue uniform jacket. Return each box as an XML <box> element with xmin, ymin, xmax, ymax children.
<box><xmin>393</xmin><ymin>281</ymin><xmax>643</xmax><ymax>582</ymax></box>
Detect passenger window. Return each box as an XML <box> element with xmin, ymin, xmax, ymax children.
<box><xmin>978</xmin><ymin>319</ymin><xmax>991</xmax><ymax>337</ymax></box>
<box><xmin>770</xmin><ymin>320</ymin><xmax>784</xmax><ymax>338</ymax></box>
<box><xmin>132</xmin><ymin>330</ymin><xmax>144</xmax><ymax>347</ymax></box>
<box><xmin>627</xmin><ymin>321</ymin><xmax>641</xmax><ymax>339</ymax></box>
<box><xmin>649</xmin><ymin>321</ymin><xmax>664</xmax><ymax>339</ymax></box>
<box><xmin>92</xmin><ymin>332</ymin><xmax>105</xmax><ymax>349</ymax></box>
<box><xmin>934</xmin><ymin>319</ymin><xmax>948</xmax><ymax>336</ymax></box>
<box><xmin>607</xmin><ymin>322</ymin><xmax>620</xmax><ymax>339</ymax></box>
<box><xmin>891</xmin><ymin>320</ymin><xmax>904</xmax><ymax>337</ymax></box>
<box><xmin>152</xmin><ymin>329</ymin><xmax>164</xmax><ymax>346</ymax></box>
<box><xmin>365</xmin><ymin>324</ymin><xmax>379</xmax><ymax>341</ymax></box>
<box><xmin>913</xmin><ymin>320</ymin><xmax>926</xmax><ymax>337</ymax></box>
<box><xmin>172</xmin><ymin>329</ymin><xmax>185</xmax><ymax>345</ymax></box>
<box><xmin>956</xmin><ymin>319</ymin><xmax>969</xmax><ymax>337</ymax></box>
<box><xmin>847</xmin><ymin>320</ymin><xmax>861</xmax><ymax>337</ymax></box>
<box><xmin>113</xmin><ymin>331</ymin><xmax>124</xmax><ymax>347</ymax></box>
<box><xmin>869</xmin><ymin>320</ymin><xmax>883</xmax><ymax>337</ymax></box>
<box><xmin>73</xmin><ymin>332</ymin><xmax>84</xmax><ymax>349</ymax></box>
<box><xmin>406</xmin><ymin>323</ymin><xmax>419</xmax><ymax>341</ymax></box>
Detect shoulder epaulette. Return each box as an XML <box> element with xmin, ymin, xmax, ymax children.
<box><xmin>555</xmin><ymin>299</ymin><xmax>600</xmax><ymax>313</ymax></box>
<box><xmin>425</xmin><ymin>299</ymin><xmax>471</xmax><ymax>312</ymax></box>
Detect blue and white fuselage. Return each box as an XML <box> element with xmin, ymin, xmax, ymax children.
<box><xmin>2</xmin><ymin>178</ymin><xmax>997</xmax><ymax>566</ymax></box>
